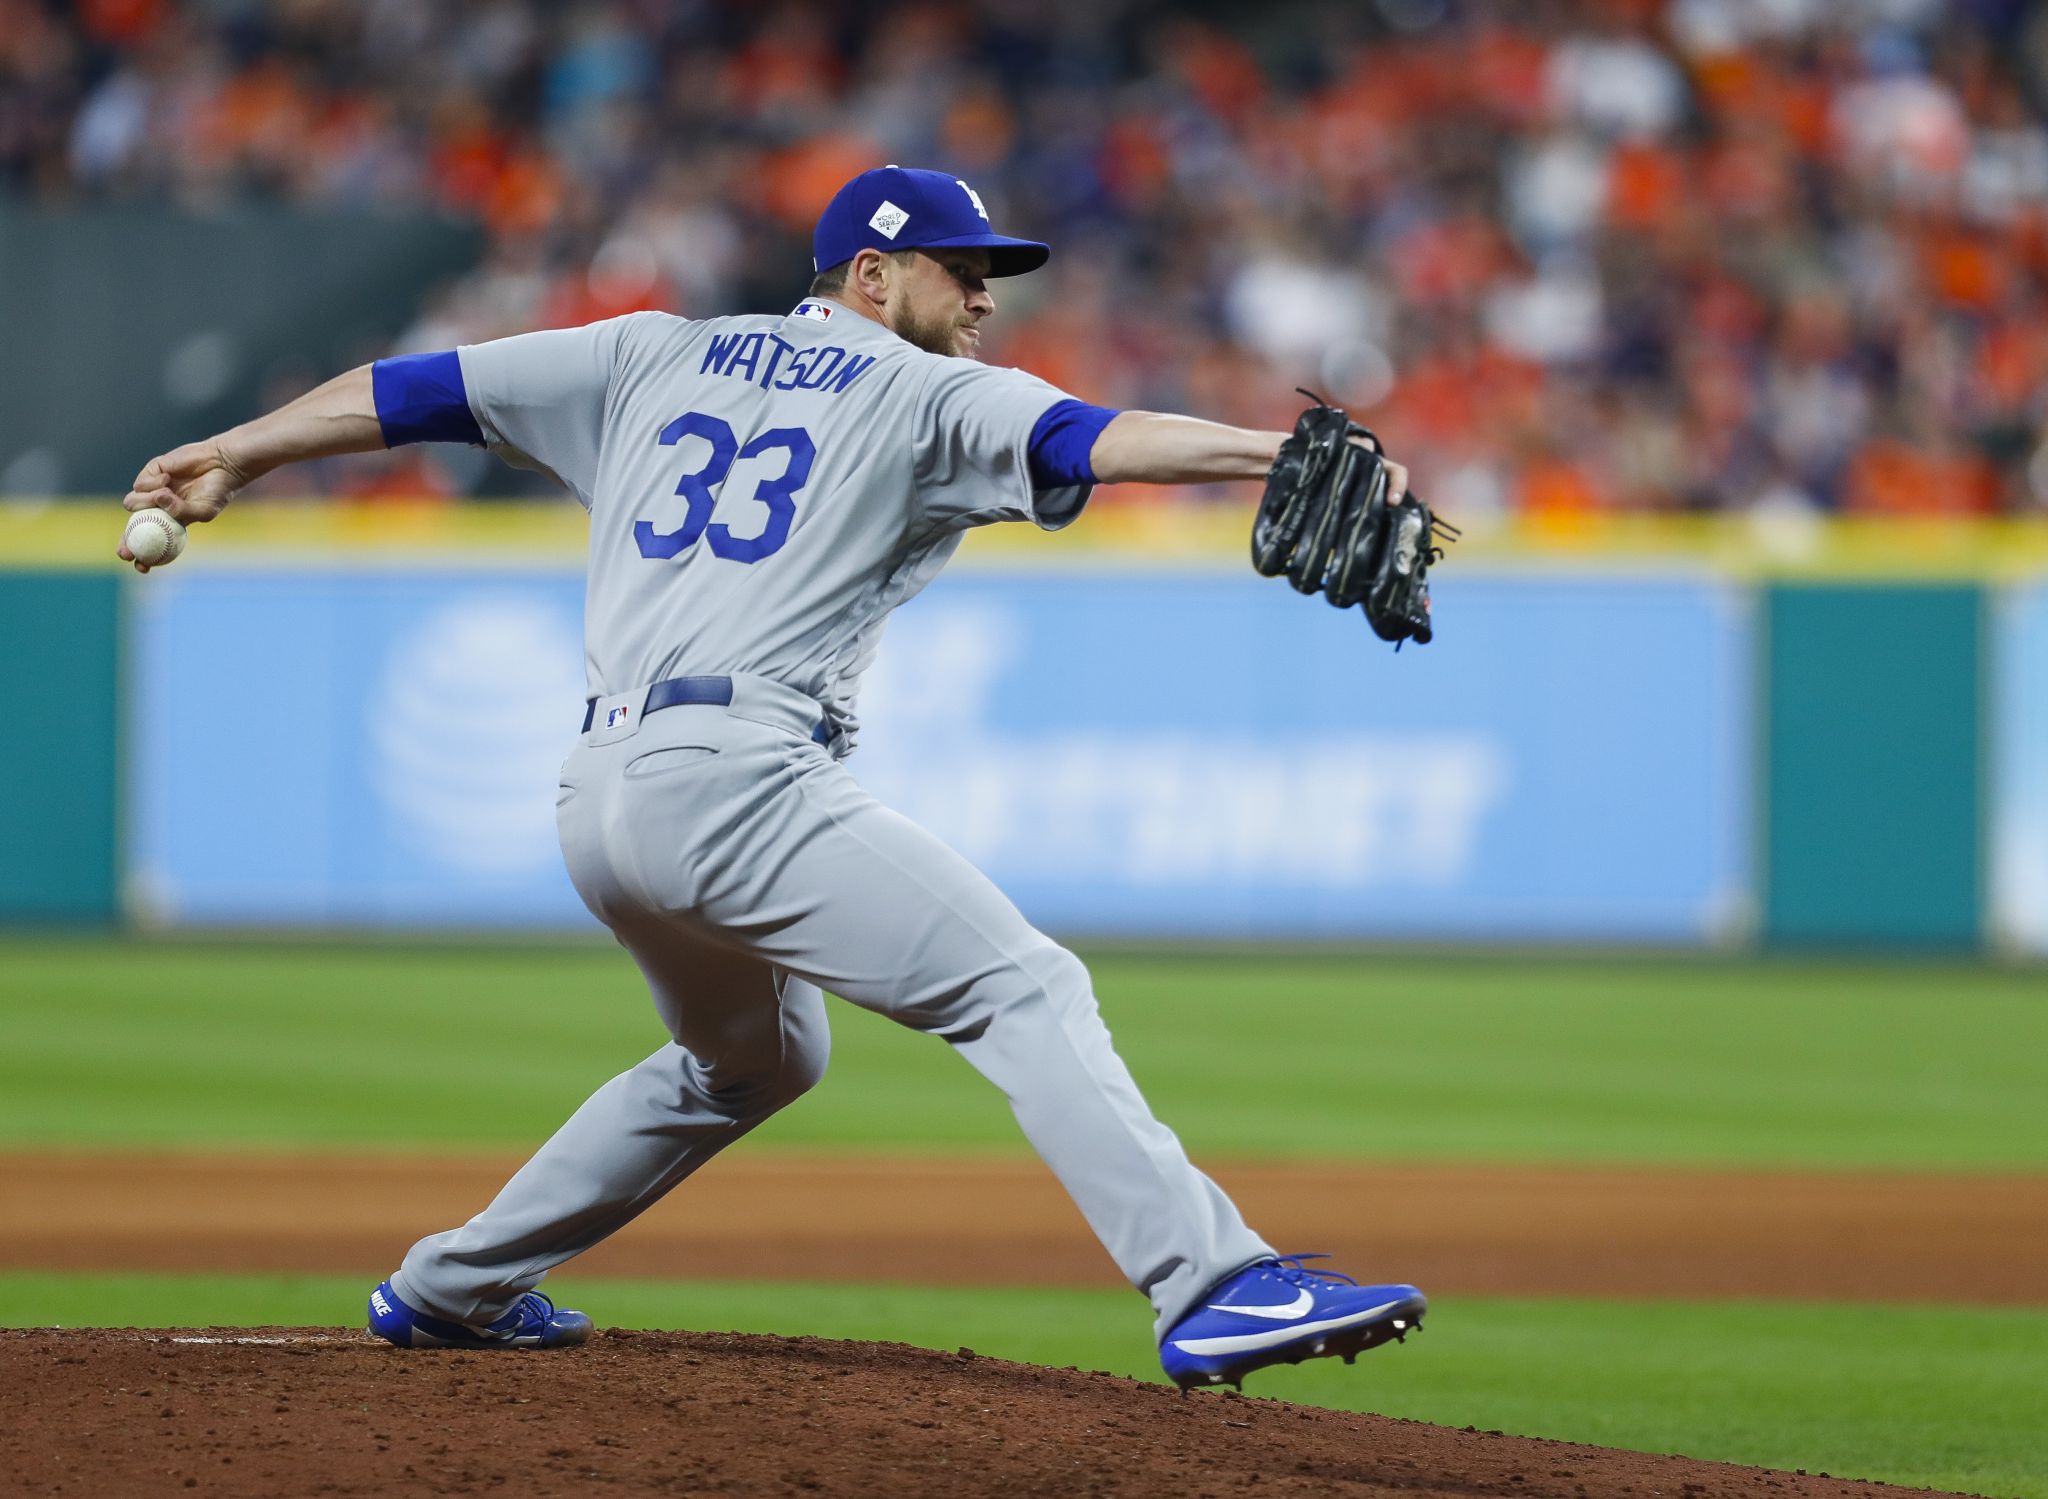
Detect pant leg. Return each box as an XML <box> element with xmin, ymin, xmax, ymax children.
<box><xmin>673</xmin><ymin>730</ymin><xmax>1272</xmax><ymax>1337</ymax></box>
<box><xmin>393</xmin><ymin>741</ymin><xmax>831</xmax><ymax>1323</ymax></box>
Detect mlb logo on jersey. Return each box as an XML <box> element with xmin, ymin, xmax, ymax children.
<box><xmin>791</xmin><ymin>299</ymin><xmax>834</xmax><ymax>323</ymax></box>
<box><xmin>607</xmin><ymin>705</ymin><xmax>630</xmax><ymax>729</ymax></box>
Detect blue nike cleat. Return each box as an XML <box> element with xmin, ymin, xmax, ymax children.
<box><xmin>1160</xmin><ymin>1254</ymin><xmax>1425</xmax><ymax>1390</ymax></box>
<box><xmin>367</xmin><ymin>1278</ymin><xmax>592</xmax><ymax>1350</ymax></box>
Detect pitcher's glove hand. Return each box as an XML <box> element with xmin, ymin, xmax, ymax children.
<box><xmin>1252</xmin><ymin>391</ymin><xmax>1458</xmax><ymax>647</ymax></box>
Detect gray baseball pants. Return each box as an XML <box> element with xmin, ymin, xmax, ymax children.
<box><xmin>392</xmin><ymin>674</ymin><xmax>1271</xmax><ymax>1339</ymax></box>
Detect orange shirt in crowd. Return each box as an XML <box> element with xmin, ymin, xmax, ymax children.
<box><xmin>1842</xmin><ymin>439</ymin><xmax>1999</xmax><ymax>515</ymax></box>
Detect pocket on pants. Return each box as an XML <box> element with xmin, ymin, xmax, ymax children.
<box><xmin>624</xmin><ymin>744</ymin><xmax>721</xmax><ymax>780</ymax></box>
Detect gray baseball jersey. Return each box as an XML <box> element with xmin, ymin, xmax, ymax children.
<box><xmin>456</xmin><ymin>301</ymin><xmax>1089</xmax><ymax>752</ymax></box>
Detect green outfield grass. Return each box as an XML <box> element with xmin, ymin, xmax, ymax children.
<box><xmin>2</xmin><ymin>1271</ymin><xmax>2040</xmax><ymax>1498</ymax></box>
<box><xmin>2</xmin><ymin>937</ymin><xmax>2044</xmax><ymax>1168</ymax></box>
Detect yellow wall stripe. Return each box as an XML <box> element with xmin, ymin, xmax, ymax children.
<box><xmin>12</xmin><ymin>497</ymin><xmax>2048</xmax><ymax>579</ymax></box>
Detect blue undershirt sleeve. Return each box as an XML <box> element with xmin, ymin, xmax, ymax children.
<box><xmin>1027</xmin><ymin>399</ymin><xmax>1119</xmax><ymax>490</ymax></box>
<box><xmin>371</xmin><ymin>350</ymin><xmax>485</xmax><ymax>448</ymax></box>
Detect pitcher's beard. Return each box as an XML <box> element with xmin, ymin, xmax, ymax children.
<box><xmin>890</xmin><ymin>303</ymin><xmax>979</xmax><ymax>359</ymax></box>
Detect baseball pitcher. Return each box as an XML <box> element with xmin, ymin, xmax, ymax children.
<box><xmin>120</xmin><ymin>167</ymin><xmax>1431</xmax><ymax>1390</ymax></box>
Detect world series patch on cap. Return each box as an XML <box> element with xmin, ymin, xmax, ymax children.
<box><xmin>812</xmin><ymin>165</ymin><xmax>1050</xmax><ymax>277</ymax></box>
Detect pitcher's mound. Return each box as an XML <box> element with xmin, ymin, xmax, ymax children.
<box><xmin>1</xmin><ymin>1328</ymin><xmax>1967</xmax><ymax>1498</ymax></box>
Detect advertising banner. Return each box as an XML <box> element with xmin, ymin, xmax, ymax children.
<box><xmin>1994</xmin><ymin>584</ymin><xmax>2048</xmax><ymax>953</ymax></box>
<box><xmin>129</xmin><ymin>570</ymin><xmax>592</xmax><ymax>927</ymax></box>
<box><xmin>130</xmin><ymin>566</ymin><xmax>1750</xmax><ymax>940</ymax></box>
<box><xmin>853</xmin><ymin>571</ymin><xmax>1750</xmax><ymax>941</ymax></box>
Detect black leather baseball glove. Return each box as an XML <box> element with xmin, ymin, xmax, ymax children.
<box><xmin>1252</xmin><ymin>391</ymin><xmax>1456</xmax><ymax>647</ymax></box>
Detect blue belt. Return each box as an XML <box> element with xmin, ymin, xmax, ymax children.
<box><xmin>583</xmin><ymin>674</ymin><xmax>830</xmax><ymax>746</ymax></box>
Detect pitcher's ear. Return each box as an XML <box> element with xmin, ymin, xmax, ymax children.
<box><xmin>850</xmin><ymin>247</ymin><xmax>894</xmax><ymax>303</ymax></box>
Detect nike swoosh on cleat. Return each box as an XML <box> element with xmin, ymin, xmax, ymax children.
<box><xmin>1205</xmin><ymin>1289</ymin><xmax>1316</xmax><ymax>1320</ymax></box>
<box><xmin>1170</xmin><ymin>1300</ymin><xmax>1404</xmax><ymax>1356</ymax></box>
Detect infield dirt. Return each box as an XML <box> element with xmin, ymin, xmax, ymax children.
<box><xmin>3</xmin><ymin>1152</ymin><xmax>2043</xmax><ymax>1303</ymax></box>
<box><xmin>0</xmin><ymin>1327</ymin><xmax>1983</xmax><ymax>1499</ymax></box>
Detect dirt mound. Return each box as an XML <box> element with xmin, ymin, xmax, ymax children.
<box><xmin>1</xmin><ymin>1328</ymin><xmax>1968</xmax><ymax>1499</ymax></box>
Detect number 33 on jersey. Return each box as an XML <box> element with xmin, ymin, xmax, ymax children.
<box><xmin>634</xmin><ymin>413</ymin><xmax>814</xmax><ymax>565</ymax></box>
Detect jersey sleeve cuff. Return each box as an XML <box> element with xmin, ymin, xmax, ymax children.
<box><xmin>1027</xmin><ymin>399</ymin><xmax>1118</xmax><ymax>490</ymax></box>
<box><xmin>372</xmin><ymin>350</ymin><xmax>486</xmax><ymax>448</ymax></box>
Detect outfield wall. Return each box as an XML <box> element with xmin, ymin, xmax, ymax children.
<box><xmin>0</xmin><ymin>571</ymin><xmax>120</xmax><ymax>923</ymax></box>
<box><xmin>2</xmin><ymin>505</ymin><xmax>2041</xmax><ymax>951</ymax></box>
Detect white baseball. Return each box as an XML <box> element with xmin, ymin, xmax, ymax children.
<box><xmin>124</xmin><ymin>509</ymin><xmax>187</xmax><ymax>567</ymax></box>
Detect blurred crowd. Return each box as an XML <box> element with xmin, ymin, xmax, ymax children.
<box><xmin>8</xmin><ymin>0</ymin><xmax>2048</xmax><ymax>513</ymax></box>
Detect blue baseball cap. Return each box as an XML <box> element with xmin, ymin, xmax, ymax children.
<box><xmin>812</xmin><ymin>165</ymin><xmax>1050</xmax><ymax>278</ymax></box>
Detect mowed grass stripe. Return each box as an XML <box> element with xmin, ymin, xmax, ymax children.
<box><xmin>1</xmin><ymin>1271</ymin><xmax>2040</xmax><ymax>1499</ymax></box>
<box><xmin>2</xmin><ymin>938</ymin><xmax>2044</xmax><ymax>1168</ymax></box>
